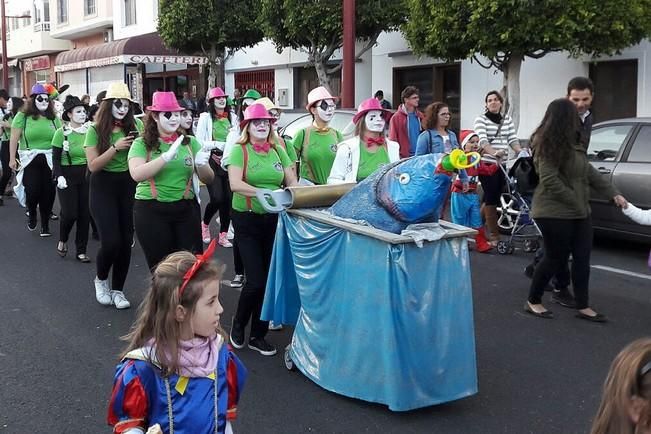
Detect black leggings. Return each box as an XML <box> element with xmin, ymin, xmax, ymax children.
<box><xmin>528</xmin><ymin>217</ymin><xmax>593</xmax><ymax>309</ymax></box>
<box><xmin>23</xmin><ymin>154</ymin><xmax>55</xmax><ymax>225</ymax></box>
<box><xmin>203</xmin><ymin>159</ymin><xmax>231</xmax><ymax>233</ymax></box>
<box><xmin>479</xmin><ymin>169</ymin><xmax>504</xmax><ymax>206</ymax></box>
<box><xmin>231</xmin><ymin>210</ymin><xmax>278</xmax><ymax>339</ymax></box>
<box><xmin>134</xmin><ymin>199</ymin><xmax>203</xmax><ymax>270</ymax></box>
<box><xmin>89</xmin><ymin>170</ymin><xmax>135</xmax><ymax>292</ymax></box>
<box><xmin>58</xmin><ymin>165</ymin><xmax>90</xmax><ymax>255</ymax></box>
<box><xmin>0</xmin><ymin>140</ymin><xmax>12</xmax><ymax>195</ymax></box>
<box><xmin>233</xmin><ymin>237</ymin><xmax>244</xmax><ymax>275</ymax></box>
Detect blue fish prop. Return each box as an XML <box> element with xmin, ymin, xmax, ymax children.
<box><xmin>329</xmin><ymin>154</ymin><xmax>459</xmax><ymax>234</ymax></box>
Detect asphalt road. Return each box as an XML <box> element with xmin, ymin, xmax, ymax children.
<box><xmin>1</xmin><ymin>192</ymin><xmax>650</xmax><ymax>434</ymax></box>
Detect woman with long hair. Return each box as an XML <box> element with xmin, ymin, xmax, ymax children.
<box><xmin>196</xmin><ymin>87</ymin><xmax>236</xmax><ymax>247</ymax></box>
<box><xmin>524</xmin><ymin>98</ymin><xmax>627</xmax><ymax>321</ymax></box>
<box><xmin>9</xmin><ymin>84</ymin><xmax>62</xmax><ymax>236</ymax></box>
<box><xmin>328</xmin><ymin>97</ymin><xmax>398</xmax><ymax>183</ymax></box>
<box><xmin>227</xmin><ymin>103</ymin><xmax>298</xmax><ymax>356</ymax></box>
<box><xmin>473</xmin><ymin>90</ymin><xmax>522</xmax><ymax>246</ymax></box>
<box><xmin>52</xmin><ymin>95</ymin><xmax>91</xmax><ymax>262</ymax></box>
<box><xmin>591</xmin><ymin>338</ymin><xmax>651</xmax><ymax>434</ymax></box>
<box><xmin>128</xmin><ymin>91</ymin><xmax>213</xmax><ymax>270</ymax></box>
<box><xmin>0</xmin><ymin>96</ymin><xmax>23</xmax><ymax>205</ymax></box>
<box><xmin>84</xmin><ymin>82</ymin><xmax>144</xmax><ymax>310</ymax></box>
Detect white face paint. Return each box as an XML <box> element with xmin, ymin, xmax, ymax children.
<box><xmin>35</xmin><ymin>94</ymin><xmax>50</xmax><ymax>112</ymax></box>
<box><xmin>71</xmin><ymin>106</ymin><xmax>87</xmax><ymax>125</ymax></box>
<box><xmin>315</xmin><ymin>99</ymin><xmax>336</xmax><ymax>123</ymax></box>
<box><xmin>6</xmin><ymin>99</ymin><xmax>12</xmax><ymax>112</ymax></box>
<box><xmin>157</xmin><ymin>111</ymin><xmax>181</xmax><ymax>134</ymax></box>
<box><xmin>213</xmin><ymin>97</ymin><xmax>226</xmax><ymax>109</ymax></box>
<box><xmin>180</xmin><ymin>110</ymin><xmax>193</xmax><ymax>130</ymax></box>
<box><xmin>365</xmin><ymin>110</ymin><xmax>385</xmax><ymax>133</ymax></box>
<box><xmin>111</xmin><ymin>99</ymin><xmax>130</xmax><ymax>120</ymax></box>
<box><xmin>248</xmin><ymin>119</ymin><xmax>270</xmax><ymax>141</ymax></box>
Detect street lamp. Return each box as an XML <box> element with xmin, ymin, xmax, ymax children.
<box><xmin>0</xmin><ymin>1</ymin><xmax>31</xmax><ymax>90</ymax></box>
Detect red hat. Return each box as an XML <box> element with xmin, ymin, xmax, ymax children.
<box><xmin>352</xmin><ymin>97</ymin><xmax>392</xmax><ymax>124</ymax></box>
<box><xmin>239</xmin><ymin>103</ymin><xmax>275</xmax><ymax>130</ymax></box>
<box><xmin>147</xmin><ymin>91</ymin><xmax>183</xmax><ymax>112</ymax></box>
<box><xmin>459</xmin><ymin>130</ymin><xmax>479</xmax><ymax>148</ymax></box>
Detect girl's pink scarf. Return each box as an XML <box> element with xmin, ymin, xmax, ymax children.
<box><xmin>146</xmin><ymin>335</ymin><xmax>221</xmax><ymax>378</ymax></box>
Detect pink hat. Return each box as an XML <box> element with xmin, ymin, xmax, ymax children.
<box><xmin>208</xmin><ymin>87</ymin><xmax>227</xmax><ymax>100</ymax></box>
<box><xmin>305</xmin><ymin>86</ymin><xmax>339</xmax><ymax>111</ymax></box>
<box><xmin>240</xmin><ymin>103</ymin><xmax>276</xmax><ymax>129</ymax></box>
<box><xmin>352</xmin><ymin>97</ymin><xmax>392</xmax><ymax>124</ymax></box>
<box><xmin>147</xmin><ymin>91</ymin><xmax>183</xmax><ymax>112</ymax></box>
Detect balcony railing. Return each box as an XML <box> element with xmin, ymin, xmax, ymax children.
<box><xmin>33</xmin><ymin>22</ymin><xmax>51</xmax><ymax>32</ymax></box>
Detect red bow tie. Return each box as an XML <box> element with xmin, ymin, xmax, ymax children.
<box><xmin>113</xmin><ymin>120</ymin><xmax>124</xmax><ymax>127</ymax></box>
<box><xmin>217</xmin><ymin>112</ymin><xmax>229</xmax><ymax>119</ymax></box>
<box><xmin>365</xmin><ymin>137</ymin><xmax>385</xmax><ymax>147</ymax></box>
<box><xmin>252</xmin><ymin>142</ymin><xmax>271</xmax><ymax>153</ymax></box>
<box><xmin>161</xmin><ymin>134</ymin><xmax>179</xmax><ymax>144</ymax></box>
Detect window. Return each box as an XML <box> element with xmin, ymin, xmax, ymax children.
<box><xmin>124</xmin><ymin>0</ymin><xmax>136</xmax><ymax>26</ymax></box>
<box><xmin>57</xmin><ymin>0</ymin><xmax>68</xmax><ymax>23</ymax></box>
<box><xmin>85</xmin><ymin>0</ymin><xmax>96</xmax><ymax>16</ymax></box>
<box><xmin>35</xmin><ymin>70</ymin><xmax>50</xmax><ymax>84</ymax></box>
<box><xmin>588</xmin><ymin>125</ymin><xmax>633</xmax><ymax>162</ymax></box>
<box><xmin>44</xmin><ymin>1</ymin><xmax>50</xmax><ymax>22</ymax></box>
<box><xmin>627</xmin><ymin>125</ymin><xmax>651</xmax><ymax>163</ymax></box>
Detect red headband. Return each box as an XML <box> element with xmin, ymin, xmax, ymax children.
<box><xmin>178</xmin><ymin>239</ymin><xmax>217</xmax><ymax>299</ymax></box>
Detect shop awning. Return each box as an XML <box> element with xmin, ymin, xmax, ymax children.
<box><xmin>55</xmin><ymin>33</ymin><xmax>208</xmax><ymax>72</ymax></box>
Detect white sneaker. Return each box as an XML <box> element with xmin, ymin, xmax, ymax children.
<box><xmin>111</xmin><ymin>291</ymin><xmax>131</xmax><ymax>309</ymax></box>
<box><xmin>227</xmin><ymin>223</ymin><xmax>234</xmax><ymax>240</ymax></box>
<box><xmin>268</xmin><ymin>321</ymin><xmax>283</xmax><ymax>331</ymax></box>
<box><xmin>94</xmin><ymin>277</ymin><xmax>112</xmax><ymax>306</ymax></box>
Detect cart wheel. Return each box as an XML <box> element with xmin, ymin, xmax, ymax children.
<box><xmin>523</xmin><ymin>239</ymin><xmax>539</xmax><ymax>253</ymax></box>
<box><xmin>284</xmin><ymin>345</ymin><xmax>296</xmax><ymax>371</ymax></box>
<box><xmin>497</xmin><ymin>241</ymin><xmax>511</xmax><ymax>255</ymax></box>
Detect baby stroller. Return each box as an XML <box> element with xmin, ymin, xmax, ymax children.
<box><xmin>495</xmin><ymin>155</ymin><xmax>542</xmax><ymax>255</ymax></box>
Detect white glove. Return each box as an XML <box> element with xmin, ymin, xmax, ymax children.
<box><xmin>57</xmin><ymin>176</ymin><xmax>68</xmax><ymax>189</ymax></box>
<box><xmin>202</xmin><ymin>141</ymin><xmax>224</xmax><ymax>152</ymax></box>
<box><xmin>194</xmin><ymin>149</ymin><xmax>210</xmax><ymax>167</ymax></box>
<box><xmin>161</xmin><ymin>135</ymin><xmax>184</xmax><ymax>162</ymax></box>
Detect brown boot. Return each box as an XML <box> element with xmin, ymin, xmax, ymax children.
<box><xmin>483</xmin><ymin>205</ymin><xmax>500</xmax><ymax>245</ymax></box>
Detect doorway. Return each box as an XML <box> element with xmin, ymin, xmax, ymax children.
<box><xmin>589</xmin><ymin>60</ymin><xmax>637</xmax><ymax>123</ymax></box>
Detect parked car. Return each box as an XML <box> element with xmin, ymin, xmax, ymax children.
<box><xmin>279</xmin><ymin>110</ymin><xmax>356</xmax><ymax>142</ymax></box>
<box><xmin>497</xmin><ymin>118</ymin><xmax>651</xmax><ymax>242</ymax></box>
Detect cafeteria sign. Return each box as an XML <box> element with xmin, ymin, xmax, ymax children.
<box><xmin>126</xmin><ymin>55</ymin><xmax>209</xmax><ymax>65</ymax></box>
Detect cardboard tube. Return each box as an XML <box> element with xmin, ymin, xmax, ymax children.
<box><xmin>287</xmin><ymin>183</ymin><xmax>356</xmax><ymax>209</ymax></box>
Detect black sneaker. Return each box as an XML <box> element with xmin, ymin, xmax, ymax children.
<box><xmin>40</xmin><ymin>224</ymin><xmax>52</xmax><ymax>237</ymax></box>
<box><xmin>27</xmin><ymin>220</ymin><xmax>38</xmax><ymax>232</ymax></box>
<box><xmin>524</xmin><ymin>264</ymin><xmax>534</xmax><ymax>279</ymax></box>
<box><xmin>551</xmin><ymin>289</ymin><xmax>576</xmax><ymax>308</ymax></box>
<box><xmin>230</xmin><ymin>274</ymin><xmax>244</xmax><ymax>288</ymax></box>
<box><xmin>229</xmin><ymin>320</ymin><xmax>245</xmax><ymax>349</ymax></box>
<box><xmin>248</xmin><ymin>337</ymin><xmax>277</xmax><ymax>356</ymax></box>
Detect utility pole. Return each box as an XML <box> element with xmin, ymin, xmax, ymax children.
<box><xmin>341</xmin><ymin>0</ymin><xmax>355</xmax><ymax>109</ymax></box>
<box><xmin>1</xmin><ymin>0</ymin><xmax>8</xmax><ymax>90</ymax></box>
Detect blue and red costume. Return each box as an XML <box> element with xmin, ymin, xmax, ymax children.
<box><xmin>107</xmin><ymin>341</ymin><xmax>246</xmax><ymax>434</ymax></box>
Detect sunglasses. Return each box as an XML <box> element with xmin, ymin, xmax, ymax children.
<box><xmin>319</xmin><ymin>100</ymin><xmax>336</xmax><ymax>111</ymax></box>
<box><xmin>35</xmin><ymin>95</ymin><xmax>49</xmax><ymax>103</ymax></box>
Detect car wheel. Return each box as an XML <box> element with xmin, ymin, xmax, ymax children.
<box><xmin>497</xmin><ymin>240</ymin><xmax>511</xmax><ymax>255</ymax></box>
<box><xmin>496</xmin><ymin>193</ymin><xmax>517</xmax><ymax>233</ymax></box>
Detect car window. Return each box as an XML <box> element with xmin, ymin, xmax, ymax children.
<box><xmin>627</xmin><ymin>125</ymin><xmax>651</xmax><ymax>163</ymax></box>
<box><xmin>588</xmin><ymin>124</ymin><xmax>633</xmax><ymax>161</ymax></box>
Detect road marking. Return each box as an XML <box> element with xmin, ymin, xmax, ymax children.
<box><xmin>592</xmin><ymin>265</ymin><xmax>651</xmax><ymax>281</ymax></box>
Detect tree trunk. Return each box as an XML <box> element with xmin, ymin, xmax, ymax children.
<box><xmin>501</xmin><ymin>54</ymin><xmax>523</xmax><ymax>131</ymax></box>
<box><xmin>214</xmin><ymin>54</ymin><xmax>225</xmax><ymax>89</ymax></box>
<box><xmin>313</xmin><ymin>59</ymin><xmax>332</xmax><ymax>92</ymax></box>
<box><xmin>207</xmin><ymin>44</ymin><xmax>218</xmax><ymax>88</ymax></box>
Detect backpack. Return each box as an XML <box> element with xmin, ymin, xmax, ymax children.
<box><xmin>509</xmin><ymin>156</ymin><xmax>539</xmax><ymax>194</ymax></box>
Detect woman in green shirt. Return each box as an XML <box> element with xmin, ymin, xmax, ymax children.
<box><xmin>84</xmin><ymin>82</ymin><xmax>144</xmax><ymax>310</ymax></box>
<box><xmin>128</xmin><ymin>91</ymin><xmax>213</xmax><ymax>270</ymax></box>
<box><xmin>0</xmin><ymin>96</ymin><xmax>23</xmax><ymax>205</ymax></box>
<box><xmin>9</xmin><ymin>83</ymin><xmax>62</xmax><ymax>236</ymax></box>
<box><xmin>292</xmin><ymin>86</ymin><xmax>344</xmax><ymax>185</ymax></box>
<box><xmin>52</xmin><ymin>95</ymin><xmax>91</xmax><ymax>262</ymax></box>
<box><xmin>227</xmin><ymin>103</ymin><xmax>298</xmax><ymax>356</ymax></box>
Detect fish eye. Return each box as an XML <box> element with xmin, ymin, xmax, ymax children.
<box><xmin>398</xmin><ymin>173</ymin><xmax>410</xmax><ymax>185</ymax></box>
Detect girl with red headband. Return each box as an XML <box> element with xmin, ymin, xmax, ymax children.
<box><xmin>108</xmin><ymin>241</ymin><xmax>247</xmax><ymax>434</ymax></box>
<box><xmin>227</xmin><ymin>103</ymin><xmax>298</xmax><ymax>356</ymax></box>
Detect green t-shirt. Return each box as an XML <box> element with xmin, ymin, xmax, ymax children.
<box><xmin>51</xmin><ymin>128</ymin><xmax>87</xmax><ymax>166</ymax></box>
<box><xmin>274</xmin><ymin>136</ymin><xmax>298</xmax><ymax>163</ymax></box>
<box><xmin>84</xmin><ymin>118</ymin><xmax>144</xmax><ymax>172</ymax></box>
<box><xmin>229</xmin><ymin>143</ymin><xmax>292</xmax><ymax>214</ymax></box>
<box><xmin>357</xmin><ymin>141</ymin><xmax>390</xmax><ymax>182</ymax></box>
<box><xmin>12</xmin><ymin>112</ymin><xmax>62</xmax><ymax>150</ymax></box>
<box><xmin>212</xmin><ymin>118</ymin><xmax>231</xmax><ymax>142</ymax></box>
<box><xmin>293</xmin><ymin>126</ymin><xmax>343</xmax><ymax>185</ymax></box>
<box><xmin>128</xmin><ymin>136</ymin><xmax>203</xmax><ymax>202</ymax></box>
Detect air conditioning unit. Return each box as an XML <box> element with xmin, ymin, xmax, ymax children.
<box><xmin>103</xmin><ymin>29</ymin><xmax>114</xmax><ymax>43</ymax></box>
